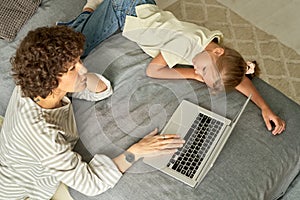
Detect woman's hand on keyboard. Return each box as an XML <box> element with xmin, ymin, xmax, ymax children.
<box><xmin>127</xmin><ymin>128</ymin><xmax>185</xmax><ymax>160</ymax></box>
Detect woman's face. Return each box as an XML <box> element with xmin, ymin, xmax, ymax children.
<box><xmin>56</xmin><ymin>57</ymin><xmax>88</xmax><ymax>93</ymax></box>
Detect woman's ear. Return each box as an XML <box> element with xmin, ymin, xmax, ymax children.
<box><xmin>212</xmin><ymin>47</ymin><xmax>224</xmax><ymax>56</ymax></box>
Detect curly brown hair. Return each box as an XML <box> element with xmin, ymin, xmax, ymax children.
<box><xmin>11</xmin><ymin>26</ymin><xmax>85</xmax><ymax>99</ymax></box>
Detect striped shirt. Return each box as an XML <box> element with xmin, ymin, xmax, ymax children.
<box><xmin>0</xmin><ymin>84</ymin><xmax>122</xmax><ymax>199</ymax></box>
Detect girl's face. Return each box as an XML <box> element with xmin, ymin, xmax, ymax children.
<box><xmin>192</xmin><ymin>50</ymin><xmax>223</xmax><ymax>90</ymax></box>
<box><xmin>56</xmin><ymin>57</ymin><xmax>88</xmax><ymax>93</ymax></box>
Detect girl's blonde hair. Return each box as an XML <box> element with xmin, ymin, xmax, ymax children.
<box><xmin>216</xmin><ymin>46</ymin><xmax>260</xmax><ymax>91</ymax></box>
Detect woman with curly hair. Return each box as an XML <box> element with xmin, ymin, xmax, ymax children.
<box><xmin>0</xmin><ymin>21</ymin><xmax>184</xmax><ymax>200</ymax></box>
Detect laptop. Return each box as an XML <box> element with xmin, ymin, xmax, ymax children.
<box><xmin>143</xmin><ymin>95</ymin><xmax>251</xmax><ymax>187</ymax></box>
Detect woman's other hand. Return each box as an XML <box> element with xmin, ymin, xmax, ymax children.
<box><xmin>86</xmin><ymin>73</ymin><xmax>107</xmax><ymax>93</ymax></box>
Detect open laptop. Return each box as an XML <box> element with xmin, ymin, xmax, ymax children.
<box><xmin>143</xmin><ymin>95</ymin><xmax>251</xmax><ymax>187</ymax></box>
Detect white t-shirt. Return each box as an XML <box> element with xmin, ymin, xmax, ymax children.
<box><xmin>123</xmin><ymin>4</ymin><xmax>223</xmax><ymax>68</ymax></box>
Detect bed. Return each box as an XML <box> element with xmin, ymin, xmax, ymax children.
<box><xmin>0</xmin><ymin>0</ymin><xmax>299</xmax><ymax>200</ymax></box>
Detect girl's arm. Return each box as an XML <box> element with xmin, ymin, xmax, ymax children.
<box><xmin>235</xmin><ymin>77</ymin><xmax>286</xmax><ymax>135</ymax></box>
<box><xmin>146</xmin><ymin>52</ymin><xmax>204</xmax><ymax>82</ymax></box>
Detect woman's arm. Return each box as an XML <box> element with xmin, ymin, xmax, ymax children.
<box><xmin>235</xmin><ymin>77</ymin><xmax>286</xmax><ymax>135</ymax></box>
<box><xmin>113</xmin><ymin>128</ymin><xmax>185</xmax><ymax>173</ymax></box>
<box><xmin>146</xmin><ymin>53</ymin><xmax>204</xmax><ymax>82</ymax></box>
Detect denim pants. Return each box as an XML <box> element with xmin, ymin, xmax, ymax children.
<box><xmin>58</xmin><ymin>0</ymin><xmax>156</xmax><ymax>58</ymax></box>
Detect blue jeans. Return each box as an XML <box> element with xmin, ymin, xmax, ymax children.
<box><xmin>57</xmin><ymin>0</ymin><xmax>156</xmax><ymax>58</ymax></box>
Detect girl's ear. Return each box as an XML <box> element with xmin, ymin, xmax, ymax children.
<box><xmin>212</xmin><ymin>47</ymin><xmax>225</xmax><ymax>56</ymax></box>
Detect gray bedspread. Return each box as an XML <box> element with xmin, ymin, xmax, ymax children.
<box><xmin>69</xmin><ymin>33</ymin><xmax>300</xmax><ymax>200</ymax></box>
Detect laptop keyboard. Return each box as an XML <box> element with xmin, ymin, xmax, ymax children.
<box><xmin>167</xmin><ymin>113</ymin><xmax>224</xmax><ymax>179</ymax></box>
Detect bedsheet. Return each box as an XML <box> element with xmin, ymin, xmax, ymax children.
<box><xmin>69</xmin><ymin>33</ymin><xmax>300</xmax><ymax>200</ymax></box>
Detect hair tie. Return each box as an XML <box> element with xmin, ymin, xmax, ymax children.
<box><xmin>246</xmin><ymin>61</ymin><xmax>256</xmax><ymax>75</ymax></box>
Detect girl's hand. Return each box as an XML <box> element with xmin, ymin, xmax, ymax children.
<box><xmin>261</xmin><ymin>108</ymin><xmax>286</xmax><ymax>135</ymax></box>
<box><xmin>127</xmin><ymin>128</ymin><xmax>185</xmax><ymax>161</ymax></box>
